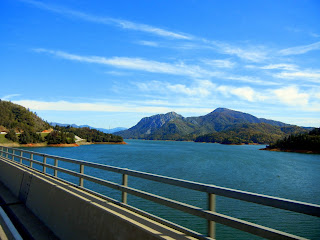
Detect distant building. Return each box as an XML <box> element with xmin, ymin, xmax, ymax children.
<box><xmin>42</xmin><ymin>128</ymin><xmax>54</xmax><ymax>133</ymax></box>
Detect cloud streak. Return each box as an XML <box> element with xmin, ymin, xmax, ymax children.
<box><xmin>274</xmin><ymin>70</ymin><xmax>320</xmax><ymax>83</ymax></box>
<box><xmin>208</xmin><ymin>41</ymin><xmax>268</xmax><ymax>62</ymax></box>
<box><xmin>34</xmin><ymin>48</ymin><xmax>218</xmax><ymax>78</ymax></box>
<box><xmin>13</xmin><ymin>99</ymin><xmax>213</xmax><ymax>115</ymax></box>
<box><xmin>34</xmin><ymin>48</ymin><xmax>277</xmax><ymax>86</ymax></box>
<box><xmin>260</xmin><ymin>64</ymin><xmax>298</xmax><ymax>71</ymax></box>
<box><xmin>279</xmin><ymin>41</ymin><xmax>320</xmax><ymax>55</ymax></box>
<box><xmin>1</xmin><ymin>94</ymin><xmax>21</xmax><ymax>100</ymax></box>
<box><xmin>22</xmin><ymin>0</ymin><xmax>275</xmax><ymax>63</ymax></box>
<box><xmin>22</xmin><ymin>0</ymin><xmax>191</xmax><ymax>40</ymax></box>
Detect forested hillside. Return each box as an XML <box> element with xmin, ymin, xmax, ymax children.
<box><xmin>266</xmin><ymin>128</ymin><xmax>320</xmax><ymax>152</ymax></box>
<box><xmin>0</xmin><ymin>100</ymin><xmax>50</xmax><ymax>144</ymax></box>
<box><xmin>54</xmin><ymin>126</ymin><xmax>123</xmax><ymax>143</ymax></box>
<box><xmin>0</xmin><ymin>100</ymin><xmax>50</xmax><ymax>132</ymax></box>
<box><xmin>195</xmin><ymin>123</ymin><xmax>307</xmax><ymax>144</ymax></box>
<box><xmin>0</xmin><ymin>100</ymin><xmax>124</xmax><ymax>145</ymax></box>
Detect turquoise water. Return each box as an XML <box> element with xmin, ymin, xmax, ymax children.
<box><xmin>23</xmin><ymin>140</ymin><xmax>320</xmax><ymax>239</ymax></box>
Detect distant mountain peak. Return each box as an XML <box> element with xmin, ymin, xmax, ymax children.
<box><xmin>213</xmin><ymin>107</ymin><xmax>230</xmax><ymax>112</ymax></box>
<box><xmin>165</xmin><ymin>111</ymin><xmax>181</xmax><ymax>117</ymax></box>
<box><xmin>115</xmin><ymin>111</ymin><xmax>183</xmax><ymax>137</ymax></box>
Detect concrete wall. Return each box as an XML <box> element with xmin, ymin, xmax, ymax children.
<box><xmin>0</xmin><ymin>158</ymin><xmax>195</xmax><ymax>240</ymax></box>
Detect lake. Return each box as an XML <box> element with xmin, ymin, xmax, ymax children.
<box><xmin>23</xmin><ymin>140</ymin><xmax>320</xmax><ymax>239</ymax></box>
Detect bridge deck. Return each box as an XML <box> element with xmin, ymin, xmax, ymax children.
<box><xmin>0</xmin><ymin>180</ymin><xmax>58</xmax><ymax>240</ymax></box>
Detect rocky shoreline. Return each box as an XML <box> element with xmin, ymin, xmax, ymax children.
<box><xmin>260</xmin><ymin>147</ymin><xmax>320</xmax><ymax>154</ymax></box>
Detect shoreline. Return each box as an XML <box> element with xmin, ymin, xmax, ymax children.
<box><xmin>93</xmin><ymin>142</ymin><xmax>127</xmax><ymax>145</ymax></box>
<box><xmin>128</xmin><ymin>139</ymin><xmax>264</xmax><ymax>145</ymax></box>
<box><xmin>0</xmin><ymin>141</ymin><xmax>127</xmax><ymax>148</ymax></box>
<box><xmin>260</xmin><ymin>147</ymin><xmax>320</xmax><ymax>154</ymax></box>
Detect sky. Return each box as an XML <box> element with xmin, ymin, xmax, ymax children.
<box><xmin>1</xmin><ymin>0</ymin><xmax>320</xmax><ymax>128</ymax></box>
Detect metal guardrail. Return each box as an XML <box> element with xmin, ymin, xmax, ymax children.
<box><xmin>0</xmin><ymin>146</ymin><xmax>319</xmax><ymax>240</ymax></box>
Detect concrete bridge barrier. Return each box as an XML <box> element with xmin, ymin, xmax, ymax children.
<box><xmin>0</xmin><ymin>157</ymin><xmax>195</xmax><ymax>240</ymax></box>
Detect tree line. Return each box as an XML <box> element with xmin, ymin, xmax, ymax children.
<box><xmin>194</xmin><ymin>123</ymin><xmax>306</xmax><ymax>144</ymax></box>
<box><xmin>267</xmin><ymin>128</ymin><xmax>320</xmax><ymax>151</ymax></box>
<box><xmin>54</xmin><ymin>126</ymin><xmax>123</xmax><ymax>143</ymax></box>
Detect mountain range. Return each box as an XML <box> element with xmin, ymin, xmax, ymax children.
<box><xmin>50</xmin><ymin>122</ymin><xmax>127</xmax><ymax>134</ymax></box>
<box><xmin>115</xmin><ymin>108</ymin><xmax>307</xmax><ymax>144</ymax></box>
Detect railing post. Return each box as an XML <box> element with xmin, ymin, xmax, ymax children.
<box><xmin>20</xmin><ymin>151</ymin><xmax>23</xmax><ymax>164</ymax></box>
<box><xmin>30</xmin><ymin>153</ymin><xmax>33</xmax><ymax>168</ymax></box>
<box><xmin>0</xmin><ymin>146</ymin><xmax>3</xmax><ymax>157</ymax></box>
<box><xmin>54</xmin><ymin>159</ymin><xmax>58</xmax><ymax>177</ymax></box>
<box><xmin>79</xmin><ymin>164</ymin><xmax>84</xmax><ymax>187</ymax></box>
<box><xmin>12</xmin><ymin>150</ymin><xmax>15</xmax><ymax>161</ymax></box>
<box><xmin>122</xmin><ymin>173</ymin><xmax>128</xmax><ymax>204</ymax></box>
<box><xmin>208</xmin><ymin>193</ymin><xmax>216</xmax><ymax>239</ymax></box>
<box><xmin>6</xmin><ymin>147</ymin><xmax>9</xmax><ymax>158</ymax></box>
<box><xmin>43</xmin><ymin>156</ymin><xmax>47</xmax><ymax>173</ymax></box>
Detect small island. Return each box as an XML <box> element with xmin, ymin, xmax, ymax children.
<box><xmin>261</xmin><ymin>128</ymin><xmax>320</xmax><ymax>154</ymax></box>
<box><xmin>0</xmin><ymin>100</ymin><xmax>126</xmax><ymax>147</ymax></box>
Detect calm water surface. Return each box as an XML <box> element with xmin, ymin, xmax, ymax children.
<box><xmin>24</xmin><ymin>140</ymin><xmax>320</xmax><ymax>239</ymax></box>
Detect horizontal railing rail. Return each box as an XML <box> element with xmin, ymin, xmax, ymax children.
<box><xmin>0</xmin><ymin>146</ymin><xmax>319</xmax><ymax>240</ymax></box>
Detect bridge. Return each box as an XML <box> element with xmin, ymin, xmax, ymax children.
<box><xmin>0</xmin><ymin>146</ymin><xmax>319</xmax><ymax>240</ymax></box>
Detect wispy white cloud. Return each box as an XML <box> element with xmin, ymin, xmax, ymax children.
<box><xmin>209</xmin><ymin>41</ymin><xmax>268</xmax><ymax>62</ymax></box>
<box><xmin>201</xmin><ymin>59</ymin><xmax>235</xmax><ymax>68</ymax></box>
<box><xmin>1</xmin><ymin>94</ymin><xmax>21</xmax><ymax>100</ymax></box>
<box><xmin>286</xmin><ymin>27</ymin><xmax>320</xmax><ymax>39</ymax></box>
<box><xmin>229</xmin><ymin>87</ymin><xmax>256</xmax><ymax>102</ymax></box>
<box><xmin>116</xmin><ymin>20</ymin><xmax>192</xmax><ymax>40</ymax></box>
<box><xmin>224</xmin><ymin>75</ymin><xmax>278</xmax><ymax>86</ymax></box>
<box><xmin>22</xmin><ymin>0</ymin><xmax>277</xmax><ymax>63</ymax></box>
<box><xmin>310</xmin><ymin>32</ymin><xmax>320</xmax><ymax>38</ymax></box>
<box><xmin>22</xmin><ymin>0</ymin><xmax>191</xmax><ymax>40</ymax></box>
<box><xmin>12</xmin><ymin>99</ymin><xmax>213</xmax><ymax>115</ymax></box>
<box><xmin>274</xmin><ymin>70</ymin><xmax>320</xmax><ymax>83</ymax></box>
<box><xmin>315</xmin><ymin>92</ymin><xmax>320</xmax><ymax>99</ymax></box>
<box><xmin>135</xmin><ymin>79</ymin><xmax>270</xmax><ymax>103</ymax></box>
<box><xmin>33</xmin><ymin>48</ymin><xmax>221</xmax><ymax>79</ymax></box>
<box><xmin>260</xmin><ymin>63</ymin><xmax>298</xmax><ymax>71</ymax></box>
<box><xmin>137</xmin><ymin>41</ymin><xmax>159</xmax><ymax>47</ymax></box>
<box><xmin>34</xmin><ymin>48</ymin><xmax>277</xmax><ymax>86</ymax></box>
<box><xmin>279</xmin><ymin>41</ymin><xmax>320</xmax><ymax>55</ymax></box>
<box><xmin>135</xmin><ymin>80</ymin><xmax>216</xmax><ymax>97</ymax></box>
<box><xmin>34</xmin><ymin>48</ymin><xmax>198</xmax><ymax>76</ymax></box>
<box><xmin>273</xmin><ymin>86</ymin><xmax>309</xmax><ymax>106</ymax></box>
<box><xmin>166</xmin><ymin>80</ymin><xmax>216</xmax><ymax>97</ymax></box>
<box><xmin>246</xmin><ymin>64</ymin><xmax>320</xmax><ymax>84</ymax></box>
<box><xmin>105</xmin><ymin>71</ymin><xmax>131</xmax><ymax>76</ymax></box>
<box><xmin>216</xmin><ymin>85</ymin><xmax>267</xmax><ymax>102</ymax></box>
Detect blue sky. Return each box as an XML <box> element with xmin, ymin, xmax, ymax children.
<box><xmin>1</xmin><ymin>0</ymin><xmax>320</xmax><ymax>128</ymax></box>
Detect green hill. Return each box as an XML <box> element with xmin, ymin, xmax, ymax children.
<box><xmin>0</xmin><ymin>100</ymin><xmax>124</xmax><ymax>145</ymax></box>
<box><xmin>0</xmin><ymin>99</ymin><xmax>50</xmax><ymax>133</ymax></box>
